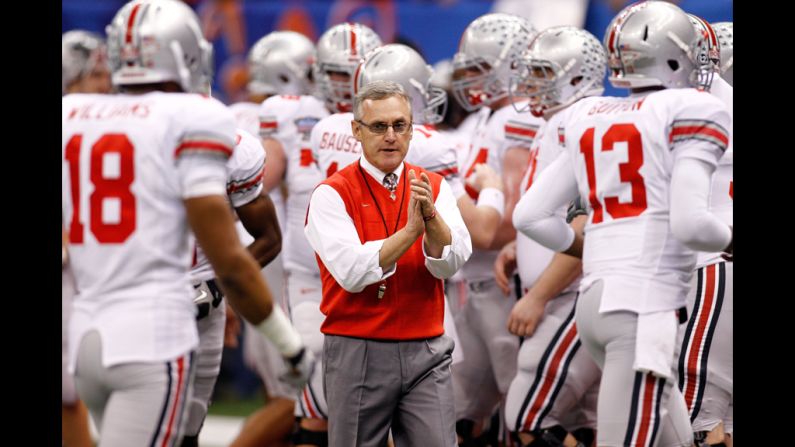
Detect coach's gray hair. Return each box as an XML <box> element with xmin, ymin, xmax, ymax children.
<box><xmin>353</xmin><ymin>80</ymin><xmax>412</xmax><ymax>120</ymax></box>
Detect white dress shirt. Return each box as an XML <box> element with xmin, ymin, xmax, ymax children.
<box><xmin>305</xmin><ymin>156</ymin><xmax>472</xmax><ymax>293</ymax></box>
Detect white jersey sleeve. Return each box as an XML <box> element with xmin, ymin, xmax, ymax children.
<box><xmin>667</xmin><ymin>89</ymin><xmax>730</xmax><ymax>167</ymax></box>
<box><xmin>227</xmin><ymin>129</ymin><xmax>266</xmax><ymax>208</ymax></box>
<box><xmin>174</xmin><ymin>96</ymin><xmax>237</xmax><ymax>199</ymax></box>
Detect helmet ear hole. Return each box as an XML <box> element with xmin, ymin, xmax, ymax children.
<box><xmin>570</xmin><ymin>75</ymin><xmax>583</xmax><ymax>86</ymax></box>
<box><xmin>279</xmin><ymin>74</ymin><xmax>289</xmax><ymax>84</ymax></box>
<box><xmin>667</xmin><ymin>60</ymin><xmax>679</xmax><ymax>71</ymax></box>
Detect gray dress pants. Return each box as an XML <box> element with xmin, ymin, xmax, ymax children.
<box><xmin>323</xmin><ymin>333</ymin><xmax>457</xmax><ymax>447</ymax></box>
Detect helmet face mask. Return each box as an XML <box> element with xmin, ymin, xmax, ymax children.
<box><xmin>314</xmin><ymin>23</ymin><xmax>383</xmax><ymax>113</ymax></box>
<box><xmin>106</xmin><ymin>0</ymin><xmax>213</xmax><ymax>93</ymax></box>
<box><xmin>355</xmin><ymin>44</ymin><xmax>448</xmax><ymax>124</ymax></box>
<box><xmin>510</xmin><ymin>26</ymin><xmax>606</xmax><ymax>119</ymax></box>
<box><xmin>688</xmin><ymin>14</ymin><xmax>720</xmax><ymax>91</ymax></box>
<box><xmin>452</xmin><ymin>58</ymin><xmax>503</xmax><ymax>112</ymax></box>
<box><xmin>603</xmin><ymin>1</ymin><xmax>709</xmax><ymax>91</ymax></box>
<box><xmin>452</xmin><ymin>13</ymin><xmax>536</xmax><ymax>111</ymax></box>
<box><xmin>423</xmin><ymin>85</ymin><xmax>448</xmax><ymax>124</ymax></box>
<box><xmin>247</xmin><ymin>31</ymin><xmax>315</xmax><ymax>97</ymax></box>
<box><xmin>512</xmin><ymin>63</ymin><xmax>560</xmax><ymax>117</ymax></box>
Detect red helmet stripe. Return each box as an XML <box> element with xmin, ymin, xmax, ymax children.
<box><xmin>126</xmin><ymin>2</ymin><xmax>143</xmax><ymax>44</ymax></box>
<box><xmin>607</xmin><ymin>24</ymin><xmax>618</xmax><ymax>53</ymax></box>
<box><xmin>703</xmin><ymin>19</ymin><xmax>718</xmax><ymax>47</ymax></box>
<box><xmin>350</xmin><ymin>26</ymin><xmax>358</xmax><ymax>56</ymax></box>
<box><xmin>353</xmin><ymin>61</ymin><xmax>363</xmax><ymax>95</ymax></box>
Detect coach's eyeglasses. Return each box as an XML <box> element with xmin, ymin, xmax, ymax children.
<box><xmin>355</xmin><ymin>119</ymin><xmax>412</xmax><ymax>135</ymax></box>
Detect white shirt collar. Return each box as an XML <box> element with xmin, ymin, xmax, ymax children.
<box><xmin>359</xmin><ymin>156</ymin><xmax>404</xmax><ymax>189</ymax></box>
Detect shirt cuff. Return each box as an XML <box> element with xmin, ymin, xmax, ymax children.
<box><xmin>366</xmin><ymin>240</ymin><xmax>396</xmax><ymax>281</ymax></box>
<box><xmin>422</xmin><ymin>240</ymin><xmax>452</xmax><ymax>261</ymax></box>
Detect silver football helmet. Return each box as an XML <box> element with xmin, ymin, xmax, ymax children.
<box><xmin>510</xmin><ymin>26</ymin><xmax>606</xmax><ymax>119</ymax></box>
<box><xmin>248</xmin><ymin>31</ymin><xmax>315</xmax><ymax>96</ymax></box>
<box><xmin>355</xmin><ymin>44</ymin><xmax>447</xmax><ymax>124</ymax></box>
<box><xmin>314</xmin><ymin>23</ymin><xmax>383</xmax><ymax>113</ymax></box>
<box><xmin>452</xmin><ymin>13</ymin><xmax>536</xmax><ymax>111</ymax></box>
<box><xmin>62</xmin><ymin>30</ymin><xmax>109</xmax><ymax>94</ymax></box>
<box><xmin>604</xmin><ymin>1</ymin><xmax>710</xmax><ymax>90</ymax></box>
<box><xmin>106</xmin><ymin>0</ymin><xmax>214</xmax><ymax>93</ymax></box>
<box><xmin>711</xmin><ymin>22</ymin><xmax>733</xmax><ymax>86</ymax></box>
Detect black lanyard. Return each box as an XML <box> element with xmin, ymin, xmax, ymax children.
<box><xmin>357</xmin><ymin>162</ymin><xmax>407</xmax><ymax>237</ymax></box>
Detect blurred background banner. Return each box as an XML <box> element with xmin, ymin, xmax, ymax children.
<box><xmin>63</xmin><ymin>0</ymin><xmax>732</xmax><ymax>102</ymax></box>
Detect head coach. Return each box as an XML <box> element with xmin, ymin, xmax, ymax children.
<box><xmin>304</xmin><ymin>80</ymin><xmax>472</xmax><ymax>446</ymax></box>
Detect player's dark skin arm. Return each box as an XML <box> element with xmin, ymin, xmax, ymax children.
<box><xmin>236</xmin><ymin>191</ymin><xmax>282</xmax><ymax>268</ymax></box>
<box><xmin>185</xmin><ymin>195</ymin><xmax>275</xmax><ymax>322</ymax></box>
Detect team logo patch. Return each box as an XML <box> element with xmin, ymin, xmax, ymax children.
<box><xmin>295</xmin><ymin>116</ymin><xmax>321</xmax><ymax>139</ymax></box>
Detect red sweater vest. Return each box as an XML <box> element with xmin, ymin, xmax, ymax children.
<box><xmin>314</xmin><ymin>161</ymin><xmax>445</xmax><ymax>340</ymax></box>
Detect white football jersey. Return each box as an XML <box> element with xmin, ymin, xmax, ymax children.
<box><xmin>62</xmin><ymin>92</ymin><xmax>235</xmax><ymax>370</ymax></box>
<box><xmin>312</xmin><ymin>112</ymin><xmax>361</xmax><ymax>179</ymax></box>
<box><xmin>557</xmin><ymin>88</ymin><xmax>731</xmax><ymax>313</ymax></box>
<box><xmin>515</xmin><ymin>113</ymin><xmax>580</xmax><ymax>294</ymax></box>
<box><xmin>189</xmin><ymin>128</ymin><xmax>266</xmax><ymax>283</ymax></box>
<box><xmin>697</xmin><ymin>77</ymin><xmax>733</xmax><ymax>267</ymax></box>
<box><xmin>259</xmin><ymin>95</ymin><xmax>329</xmax><ymax>275</ymax></box>
<box><xmin>230</xmin><ymin>101</ymin><xmax>287</xmax><ymax>234</ymax></box>
<box><xmin>459</xmin><ymin>102</ymin><xmax>544</xmax><ymax>281</ymax></box>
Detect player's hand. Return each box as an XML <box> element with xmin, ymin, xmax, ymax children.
<box><xmin>466</xmin><ymin>163</ymin><xmax>502</xmax><ymax>192</ymax></box>
<box><xmin>494</xmin><ymin>240</ymin><xmax>517</xmax><ymax>296</ymax></box>
<box><xmin>508</xmin><ymin>292</ymin><xmax>546</xmax><ymax>337</ymax></box>
<box><xmin>280</xmin><ymin>347</ymin><xmax>315</xmax><ymax>390</ymax></box>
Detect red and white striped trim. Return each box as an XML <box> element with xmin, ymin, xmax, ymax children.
<box><xmin>516</xmin><ymin>310</ymin><xmax>581</xmax><ymax>432</ymax></box>
<box><xmin>227</xmin><ymin>165</ymin><xmax>265</xmax><ymax>194</ymax></box>
<box><xmin>150</xmin><ymin>354</ymin><xmax>193</xmax><ymax>447</ymax></box>
<box><xmin>505</xmin><ymin>121</ymin><xmax>539</xmax><ymax>144</ymax></box>
<box><xmin>678</xmin><ymin>262</ymin><xmax>725</xmax><ymax>420</ymax></box>
<box><xmin>259</xmin><ymin>116</ymin><xmax>278</xmax><ymax>137</ymax></box>
<box><xmin>624</xmin><ymin>372</ymin><xmax>664</xmax><ymax>447</ymax></box>
<box><xmin>669</xmin><ymin>119</ymin><xmax>729</xmax><ymax>152</ymax></box>
<box><xmin>298</xmin><ymin>381</ymin><xmax>327</xmax><ymax>420</ymax></box>
<box><xmin>174</xmin><ymin>140</ymin><xmax>233</xmax><ymax>159</ymax></box>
